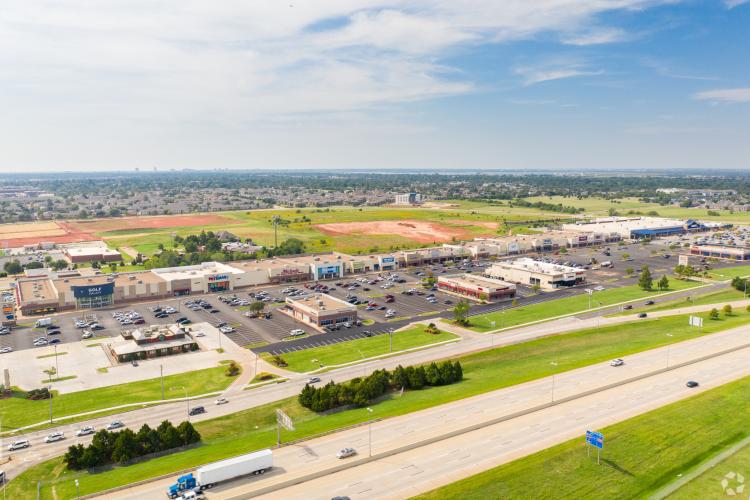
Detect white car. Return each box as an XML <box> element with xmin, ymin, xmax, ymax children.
<box><xmin>219</xmin><ymin>326</ymin><xmax>235</xmax><ymax>334</ymax></box>
<box><xmin>336</xmin><ymin>447</ymin><xmax>357</xmax><ymax>459</ymax></box>
<box><xmin>8</xmin><ymin>440</ymin><xmax>30</xmax><ymax>451</ymax></box>
<box><xmin>34</xmin><ymin>339</ymin><xmax>48</xmax><ymax>347</ymax></box>
<box><xmin>76</xmin><ymin>426</ymin><xmax>95</xmax><ymax>436</ymax></box>
<box><xmin>194</xmin><ymin>331</ymin><xmax>206</xmax><ymax>337</ymax></box>
<box><xmin>82</xmin><ymin>330</ymin><xmax>93</xmax><ymax>339</ymax></box>
<box><xmin>290</xmin><ymin>329</ymin><xmax>305</xmax><ymax>337</ymax></box>
<box><xmin>44</xmin><ymin>432</ymin><xmax>65</xmax><ymax>443</ymax></box>
<box><xmin>215</xmin><ymin>397</ymin><xmax>229</xmax><ymax>405</ymax></box>
<box><xmin>106</xmin><ymin>421</ymin><xmax>124</xmax><ymax>430</ymax></box>
<box><xmin>610</xmin><ymin>358</ymin><xmax>625</xmax><ymax>367</ymax></box>
<box><xmin>0</xmin><ymin>346</ymin><xmax>12</xmax><ymax>354</ymax></box>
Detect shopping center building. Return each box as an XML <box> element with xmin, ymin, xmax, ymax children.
<box><xmin>283</xmin><ymin>293</ymin><xmax>358</xmax><ymax>330</ymax></box>
<box><xmin>486</xmin><ymin>258</ymin><xmax>586</xmax><ymax>290</ymax></box>
<box><xmin>109</xmin><ymin>324</ymin><xmax>199</xmax><ymax>363</ymax></box>
<box><xmin>437</xmin><ymin>274</ymin><xmax>516</xmax><ymax>302</ymax></box>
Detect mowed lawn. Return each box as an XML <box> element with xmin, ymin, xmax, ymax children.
<box><xmin>707</xmin><ymin>264</ymin><xmax>750</xmax><ymax>280</ymax></box>
<box><xmin>469</xmin><ymin>278</ymin><xmax>703</xmax><ymax>332</ymax></box>
<box><xmin>414</xmin><ymin>373</ymin><xmax>750</xmax><ymax>500</ymax></box>
<box><xmin>609</xmin><ymin>287</ymin><xmax>747</xmax><ymax>316</ymax></box>
<box><xmin>0</xmin><ymin>365</ymin><xmax>238</xmax><ymax>432</ymax></box>
<box><xmin>670</xmin><ymin>437</ymin><xmax>750</xmax><ymax>499</ymax></box>
<box><xmin>13</xmin><ymin>310</ymin><xmax>750</xmax><ymax>499</ymax></box>
<box><xmin>264</xmin><ymin>325</ymin><xmax>459</xmax><ymax>372</ymax></box>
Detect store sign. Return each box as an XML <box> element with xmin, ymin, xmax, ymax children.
<box><xmin>319</xmin><ymin>265</ymin><xmax>339</xmax><ymax>274</ymax></box>
<box><xmin>208</xmin><ymin>274</ymin><xmax>229</xmax><ymax>282</ymax></box>
<box><xmin>72</xmin><ymin>282</ymin><xmax>115</xmax><ymax>299</ymax></box>
<box><xmin>382</xmin><ymin>257</ymin><xmax>395</xmax><ymax>263</ymax></box>
<box><xmin>508</xmin><ymin>243</ymin><xmax>519</xmax><ymax>252</ymax></box>
<box><xmin>352</xmin><ymin>262</ymin><xmax>365</xmax><ymax>269</ymax></box>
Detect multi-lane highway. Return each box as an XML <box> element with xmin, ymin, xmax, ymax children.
<box><xmin>86</xmin><ymin>322</ymin><xmax>750</xmax><ymax>499</ymax></box>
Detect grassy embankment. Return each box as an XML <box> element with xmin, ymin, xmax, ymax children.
<box><xmin>263</xmin><ymin>325</ymin><xmax>458</xmax><ymax>372</ymax></box>
<box><xmin>11</xmin><ymin>309</ymin><xmax>750</xmax><ymax>499</ymax></box>
<box><xmin>415</xmin><ymin>372</ymin><xmax>750</xmax><ymax>499</ymax></box>
<box><xmin>0</xmin><ymin>364</ymin><xmax>239</xmax><ymax>433</ymax></box>
<box><xmin>469</xmin><ymin>278</ymin><xmax>702</xmax><ymax>332</ymax></box>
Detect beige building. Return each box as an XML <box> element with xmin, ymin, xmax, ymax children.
<box><xmin>284</xmin><ymin>293</ymin><xmax>357</xmax><ymax>330</ymax></box>
<box><xmin>437</xmin><ymin>274</ymin><xmax>516</xmax><ymax>302</ymax></box>
<box><xmin>486</xmin><ymin>257</ymin><xmax>586</xmax><ymax>290</ymax></box>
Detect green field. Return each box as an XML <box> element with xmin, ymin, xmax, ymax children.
<box><xmin>707</xmin><ymin>265</ymin><xmax>750</xmax><ymax>280</ymax></box>
<box><xmin>524</xmin><ymin>195</ymin><xmax>658</xmax><ymax>214</ymax></box>
<box><xmin>11</xmin><ymin>309</ymin><xmax>750</xmax><ymax>499</ymax></box>
<box><xmin>415</xmin><ymin>372</ymin><xmax>750</xmax><ymax>500</ymax></box>
<box><xmin>264</xmin><ymin>325</ymin><xmax>458</xmax><ymax>372</ymax></box>
<box><xmin>670</xmin><ymin>438</ymin><xmax>750</xmax><ymax>498</ymax></box>
<box><xmin>0</xmin><ymin>364</ymin><xmax>239</xmax><ymax>432</ymax></box>
<box><xmin>469</xmin><ymin>278</ymin><xmax>703</xmax><ymax>332</ymax></box>
<box><xmin>96</xmin><ymin>205</ymin><xmax>563</xmax><ymax>257</ymax></box>
<box><xmin>610</xmin><ymin>287</ymin><xmax>746</xmax><ymax>316</ymax></box>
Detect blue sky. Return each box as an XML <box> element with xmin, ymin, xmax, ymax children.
<box><xmin>0</xmin><ymin>0</ymin><xmax>748</xmax><ymax>171</ymax></box>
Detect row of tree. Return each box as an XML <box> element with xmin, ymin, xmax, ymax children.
<box><xmin>299</xmin><ymin>360</ymin><xmax>463</xmax><ymax>412</ymax></box>
<box><xmin>64</xmin><ymin>420</ymin><xmax>200</xmax><ymax>470</ymax></box>
<box><xmin>637</xmin><ymin>266</ymin><xmax>669</xmax><ymax>291</ymax></box>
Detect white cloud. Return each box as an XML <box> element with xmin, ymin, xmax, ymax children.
<box><xmin>562</xmin><ymin>27</ymin><xmax>630</xmax><ymax>45</ymax></box>
<box><xmin>692</xmin><ymin>88</ymin><xmax>750</xmax><ymax>103</ymax></box>
<box><xmin>725</xmin><ymin>0</ymin><xmax>749</xmax><ymax>8</ymax></box>
<box><xmin>514</xmin><ymin>60</ymin><xmax>605</xmax><ymax>86</ymax></box>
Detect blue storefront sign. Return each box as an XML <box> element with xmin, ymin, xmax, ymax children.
<box><xmin>585</xmin><ymin>430</ymin><xmax>604</xmax><ymax>449</ymax></box>
<box><xmin>72</xmin><ymin>282</ymin><xmax>115</xmax><ymax>299</ymax></box>
<box><xmin>382</xmin><ymin>257</ymin><xmax>395</xmax><ymax>263</ymax></box>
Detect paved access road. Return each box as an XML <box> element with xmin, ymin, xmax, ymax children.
<box><xmin>99</xmin><ymin>323</ymin><xmax>750</xmax><ymax>499</ymax></box>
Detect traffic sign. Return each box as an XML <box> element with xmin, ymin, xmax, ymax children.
<box><xmin>276</xmin><ymin>409</ymin><xmax>295</xmax><ymax>431</ymax></box>
<box><xmin>585</xmin><ymin>430</ymin><xmax>604</xmax><ymax>449</ymax></box>
<box><xmin>689</xmin><ymin>315</ymin><xmax>703</xmax><ymax>328</ymax></box>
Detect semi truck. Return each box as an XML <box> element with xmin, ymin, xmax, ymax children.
<box><xmin>166</xmin><ymin>449</ymin><xmax>273</xmax><ymax>498</ymax></box>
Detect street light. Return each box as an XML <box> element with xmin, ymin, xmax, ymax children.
<box><xmin>171</xmin><ymin>386</ymin><xmax>189</xmax><ymax>419</ymax></box>
<box><xmin>366</xmin><ymin>407</ymin><xmax>374</xmax><ymax>457</ymax></box>
<box><xmin>388</xmin><ymin>328</ymin><xmax>394</xmax><ymax>353</ymax></box>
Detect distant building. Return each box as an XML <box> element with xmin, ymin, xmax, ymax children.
<box><xmin>394</xmin><ymin>193</ymin><xmax>422</xmax><ymax>205</ymax></box>
<box><xmin>109</xmin><ymin>324</ymin><xmax>199</xmax><ymax>363</ymax></box>
<box><xmin>690</xmin><ymin>243</ymin><xmax>750</xmax><ymax>261</ymax></box>
<box><xmin>284</xmin><ymin>293</ymin><xmax>357</xmax><ymax>330</ymax></box>
<box><xmin>562</xmin><ymin>217</ymin><xmax>707</xmax><ymax>240</ymax></box>
<box><xmin>63</xmin><ymin>243</ymin><xmax>122</xmax><ymax>264</ymax></box>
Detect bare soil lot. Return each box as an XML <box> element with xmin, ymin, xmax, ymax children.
<box><xmin>315</xmin><ymin>219</ymin><xmax>495</xmax><ymax>244</ymax></box>
<box><xmin>67</xmin><ymin>213</ymin><xmax>240</xmax><ymax>233</ymax></box>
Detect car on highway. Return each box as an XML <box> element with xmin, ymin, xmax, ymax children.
<box><xmin>44</xmin><ymin>432</ymin><xmax>65</xmax><ymax>443</ymax></box>
<box><xmin>645</xmin><ymin>300</ymin><xmax>655</xmax><ymax>306</ymax></box>
<box><xmin>686</xmin><ymin>380</ymin><xmax>699</xmax><ymax>388</ymax></box>
<box><xmin>215</xmin><ymin>397</ymin><xmax>228</xmax><ymax>405</ymax></box>
<box><xmin>106</xmin><ymin>420</ymin><xmax>124</xmax><ymax>430</ymax></box>
<box><xmin>622</xmin><ymin>304</ymin><xmax>633</xmax><ymax>310</ymax></box>
<box><xmin>610</xmin><ymin>358</ymin><xmax>625</xmax><ymax>367</ymax></box>
<box><xmin>308</xmin><ymin>377</ymin><xmax>321</xmax><ymax>384</ymax></box>
<box><xmin>188</xmin><ymin>406</ymin><xmax>206</xmax><ymax>416</ymax></box>
<box><xmin>336</xmin><ymin>447</ymin><xmax>357</xmax><ymax>459</ymax></box>
<box><xmin>76</xmin><ymin>426</ymin><xmax>95</xmax><ymax>436</ymax></box>
<box><xmin>8</xmin><ymin>439</ymin><xmax>30</xmax><ymax>451</ymax></box>
<box><xmin>637</xmin><ymin>313</ymin><xmax>648</xmax><ymax>318</ymax></box>
<box><xmin>290</xmin><ymin>329</ymin><xmax>305</xmax><ymax>337</ymax></box>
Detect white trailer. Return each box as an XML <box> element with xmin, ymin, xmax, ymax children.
<box><xmin>34</xmin><ymin>318</ymin><xmax>52</xmax><ymax>328</ymax></box>
<box><xmin>197</xmin><ymin>449</ymin><xmax>273</xmax><ymax>489</ymax></box>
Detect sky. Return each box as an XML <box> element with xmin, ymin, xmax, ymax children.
<box><xmin>1</xmin><ymin>0</ymin><xmax>749</xmax><ymax>172</ymax></box>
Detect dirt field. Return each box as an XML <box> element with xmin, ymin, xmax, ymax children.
<box><xmin>0</xmin><ymin>221</ymin><xmax>97</xmax><ymax>248</ymax></box>
<box><xmin>66</xmin><ymin>214</ymin><xmax>239</xmax><ymax>233</ymax></box>
<box><xmin>315</xmin><ymin>219</ymin><xmax>494</xmax><ymax>244</ymax></box>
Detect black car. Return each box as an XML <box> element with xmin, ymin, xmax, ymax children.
<box><xmin>47</xmin><ymin>329</ymin><xmax>61</xmax><ymax>335</ymax></box>
<box><xmin>202</xmin><ymin>303</ymin><xmax>213</xmax><ymax>309</ymax></box>
<box><xmin>189</xmin><ymin>406</ymin><xmax>206</xmax><ymax>416</ymax></box>
<box><xmin>175</xmin><ymin>317</ymin><xmax>187</xmax><ymax>323</ymax></box>
<box><xmin>264</xmin><ymin>313</ymin><xmax>272</xmax><ymax>319</ymax></box>
<box><xmin>362</xmin><ymin>331</ymin><xmax>374</xmax><ymax>337</ymax></box>
<box><xmin>155</xmin><ymin>313</ymin><xmax>168</xmax><ymax>319</ymax></box>
<box><xmin>178</xmin><ymin>319</ymin><xmax>192</xmax><ymax>325</ymax></box>
<box><xmin>45</xmin><ymin>324</ymin><xmax>59</xmax><ymax>330</ymax></box>
<box><xmin>645</xmin><ymin>300</ymin><xmax>655</xmax><ymax>306</ymax></box>
<box><xmin>623</xmin><ymin>304</ymin><xmax>633</xmax><ymax>310</ymax></box>
<box><xmin>637</xmin><ymin>313</ymin><xmax>648</xmax><ymax>318</ymax></box>
<box><xmin>209</xmin><ymin>309</ymin><xmax>220</xmax><ymax>314</ymax></box>
<box><xmin>686</xmin><ymin>380</ymin><xmax>699</xmax><ymax>388</ymax></box>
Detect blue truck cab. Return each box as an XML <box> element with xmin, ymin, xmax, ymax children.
<box><xmin>167</xmin><ymin>473</ymin><xmax>197</xmax><ymax>498</ymax></box>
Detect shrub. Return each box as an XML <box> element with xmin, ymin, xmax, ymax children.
<box><xmin>26</xmin><ymin>387</ymin><xmax>51</xmax><ymax>400</ymax></box>
<box><xmin>709</xmin><ymin>308</ymin><xmax>720</xmax><ymax>320</ymax></box>
<box><xmin>255</xmin><ymin>372</ymin><xmax>275</xmax><ymax>381</ymax></box>
<box><xmin>723</xmin><ymin>304</ymin><xmax>733</xmax><ymax>315</ymax></box>
<box><xmin>224</xmin><ymin>361</ymin><xmax>241</xmax><ymax>377</ymax></box>
<box><xmin>270</xmin><ymin>355</ymin><xmax>288</xmax><ymax>367</ymax></box>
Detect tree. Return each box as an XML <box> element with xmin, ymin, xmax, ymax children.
<box><xmin>111</xmin><ymin>429</ymin><xmax>139</xmax><ymax>463</ymax></box>
<box><xmin>638</xmin><ymin>266</ymin><xmax>653</xmax><ymax>291</ymax></box>
<box><xmin>249</xmin><ymin>301</ymin><xmax>266</xmax><ymax>315</ymax></box>
<box><xmin>709</xmin><ymin>308</ymin><xmax>720</xmax><ymax>320</ymax></box>
<box><xmin>176</xmin><ymin>421</ymin><xmax>201</xmax><ymax>446</ymax></box>
<box><xmin>723</xmin><ymin>304</ymin><xmax>733</xmax><ymax>315</ymax></box>
<box><xmin>157</xmin><ymin>420</ymin><xmax>182</xmax><ymax>450</ymax></box>
<box><xmin>453</xmin><ymin>299</ymin><xmax>471</xmax><ymax>326</ymax></box>
<box><xmin>658</xmin><ymin>275</ymin><xmax>669</xmax><ymax>291</ymax></box>
<box><xmin>625</xmin><ymin>267</ymin><xmax>634</xmax><ymax>276</ymax></box>
<box><xmin>25</xmin><ymin>261</ymin><xmax>44</xmax><ymax>269</ymax></box>
<box><xmin>64</xmin><ymin>443</ymin><xmax>86</xmax><ymax>470</ymax></box>
<box><xmin>51</xmin><ymin>259</ymin><xmax>69</xmax><ymax>271</ymax></box>
<box><xmin>3</xmin><ymin>260</ymin><xmax>22</xmax><ymax>275</ymax></box>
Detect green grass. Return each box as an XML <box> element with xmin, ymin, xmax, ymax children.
<box><xmin>14</xmin><ymin>310</ymin><xmax>750</xmax><ymax>499</ymax></box>
<box><xmin>610</xmin><ymin>288</ymin><xmax>746</xmax><ymax>316</ymax></box>
<box><xmin>415</xmin><ymin>373</ymin><xmax>750</xmax><ymax>500</ymax></box>
<box><xmin>41</xmin><ymin>375</ymin><xmax>77</xmax><ymax>384</ymax></box>
<box><xmin>670</xmin><ymin>437</ymin><xmax>750</xmax><ymax>498</ymax></box>
<box><xmin>0</xmin><ymin>365</ymin><xmax>239</xmax><ymax>432</ymax></box>
<box><xmin>469</xmin><ymin>279</ymin><xmax>703</xmax><ymax>332</ymax></box>
<box><xmin>707</xmin><ymin>265</ymin><xmax>750</xmax><ymax>280</ymax></box>
<box><xmin>264</xmin><ymin>325</ymin><xmax>459</xmax><ymax>372</ymax></box>
<box><xmin>36</xmin><ymin>351</ymin><xmax>68</xmax><ymax>359</ymax></box>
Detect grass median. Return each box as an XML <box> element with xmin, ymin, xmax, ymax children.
<box><xmin>469</xmin><ymin>278</ymin><xmax>702</xmax><ymax>332</ymax></box>
<box><xmin>414</xmin><ymin>372</ymin><xmax>750</xmax><ymax>500</ymax></box>
<box><xmin>609</xmin><ymin>288</ymin><xmax>746</xmax><ymax>316</ymax></box>
<box><xmin>263</xmin><ymin>325</ymin><xmax>458</xmax><ymax>372</ymax></box>
<box><xmin>0</xmin><ymin>364</ymin><xmax>239</xmax><ymax>432</ymax></box>
<box><xmin>10</xmin><ymin>310</ymin><xmax>750</xmax><ymax>498</ymax></box>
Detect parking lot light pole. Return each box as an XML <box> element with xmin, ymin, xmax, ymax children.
<box><xmin>48</xmin><ymin>384</ymin><xmax>53</xmax><ymax>424</ymax></box>
<box><xmin>388</xmin><ymin>328</ymin><xmax>394</xmax><ymax>353</ymax></box>
<box><xmin>54</xmin><ymin>344</ymin><xmax>60</xmax><ymax>378</ymax></box>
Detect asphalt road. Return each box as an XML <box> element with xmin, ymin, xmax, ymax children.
<box><xmin>102</xmin><ymin>322</ymin><xmax>750</xmax><ymax>500</ymax></box>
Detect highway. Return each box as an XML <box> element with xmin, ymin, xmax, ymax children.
<box><xmin>98</xmin><ymin>323</ymin><xmax>750</xmax><ymax>499</ymax></box>
<box><xmin>1</xmin><ymin>299</ymin><xmax>744</xmax><ymax>483</ymax></box>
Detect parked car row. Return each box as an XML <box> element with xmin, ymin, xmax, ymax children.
<box><xmin>112</xmin><ymin>310</ymin><xmax>143</xmax><ymax>326</ymax></box>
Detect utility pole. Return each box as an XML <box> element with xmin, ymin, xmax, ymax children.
<box><xmin>48</xmin><ymin>385</ymin><xmax>53</xmax><ymax>424</ymax></box>
<box><xmin>388</xmin><ymin>328</ymin><xmax>394</xmax><ymax>353</ymax></box>
<box><xmin>272</xmin><ymin>215</ymin><xmax>280</xmax><ymax>248</ymax></box>
<box><xmin>160</xmin><ymin>364</ymin><xmax>164</xmax><ymax>400</ymax></box>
